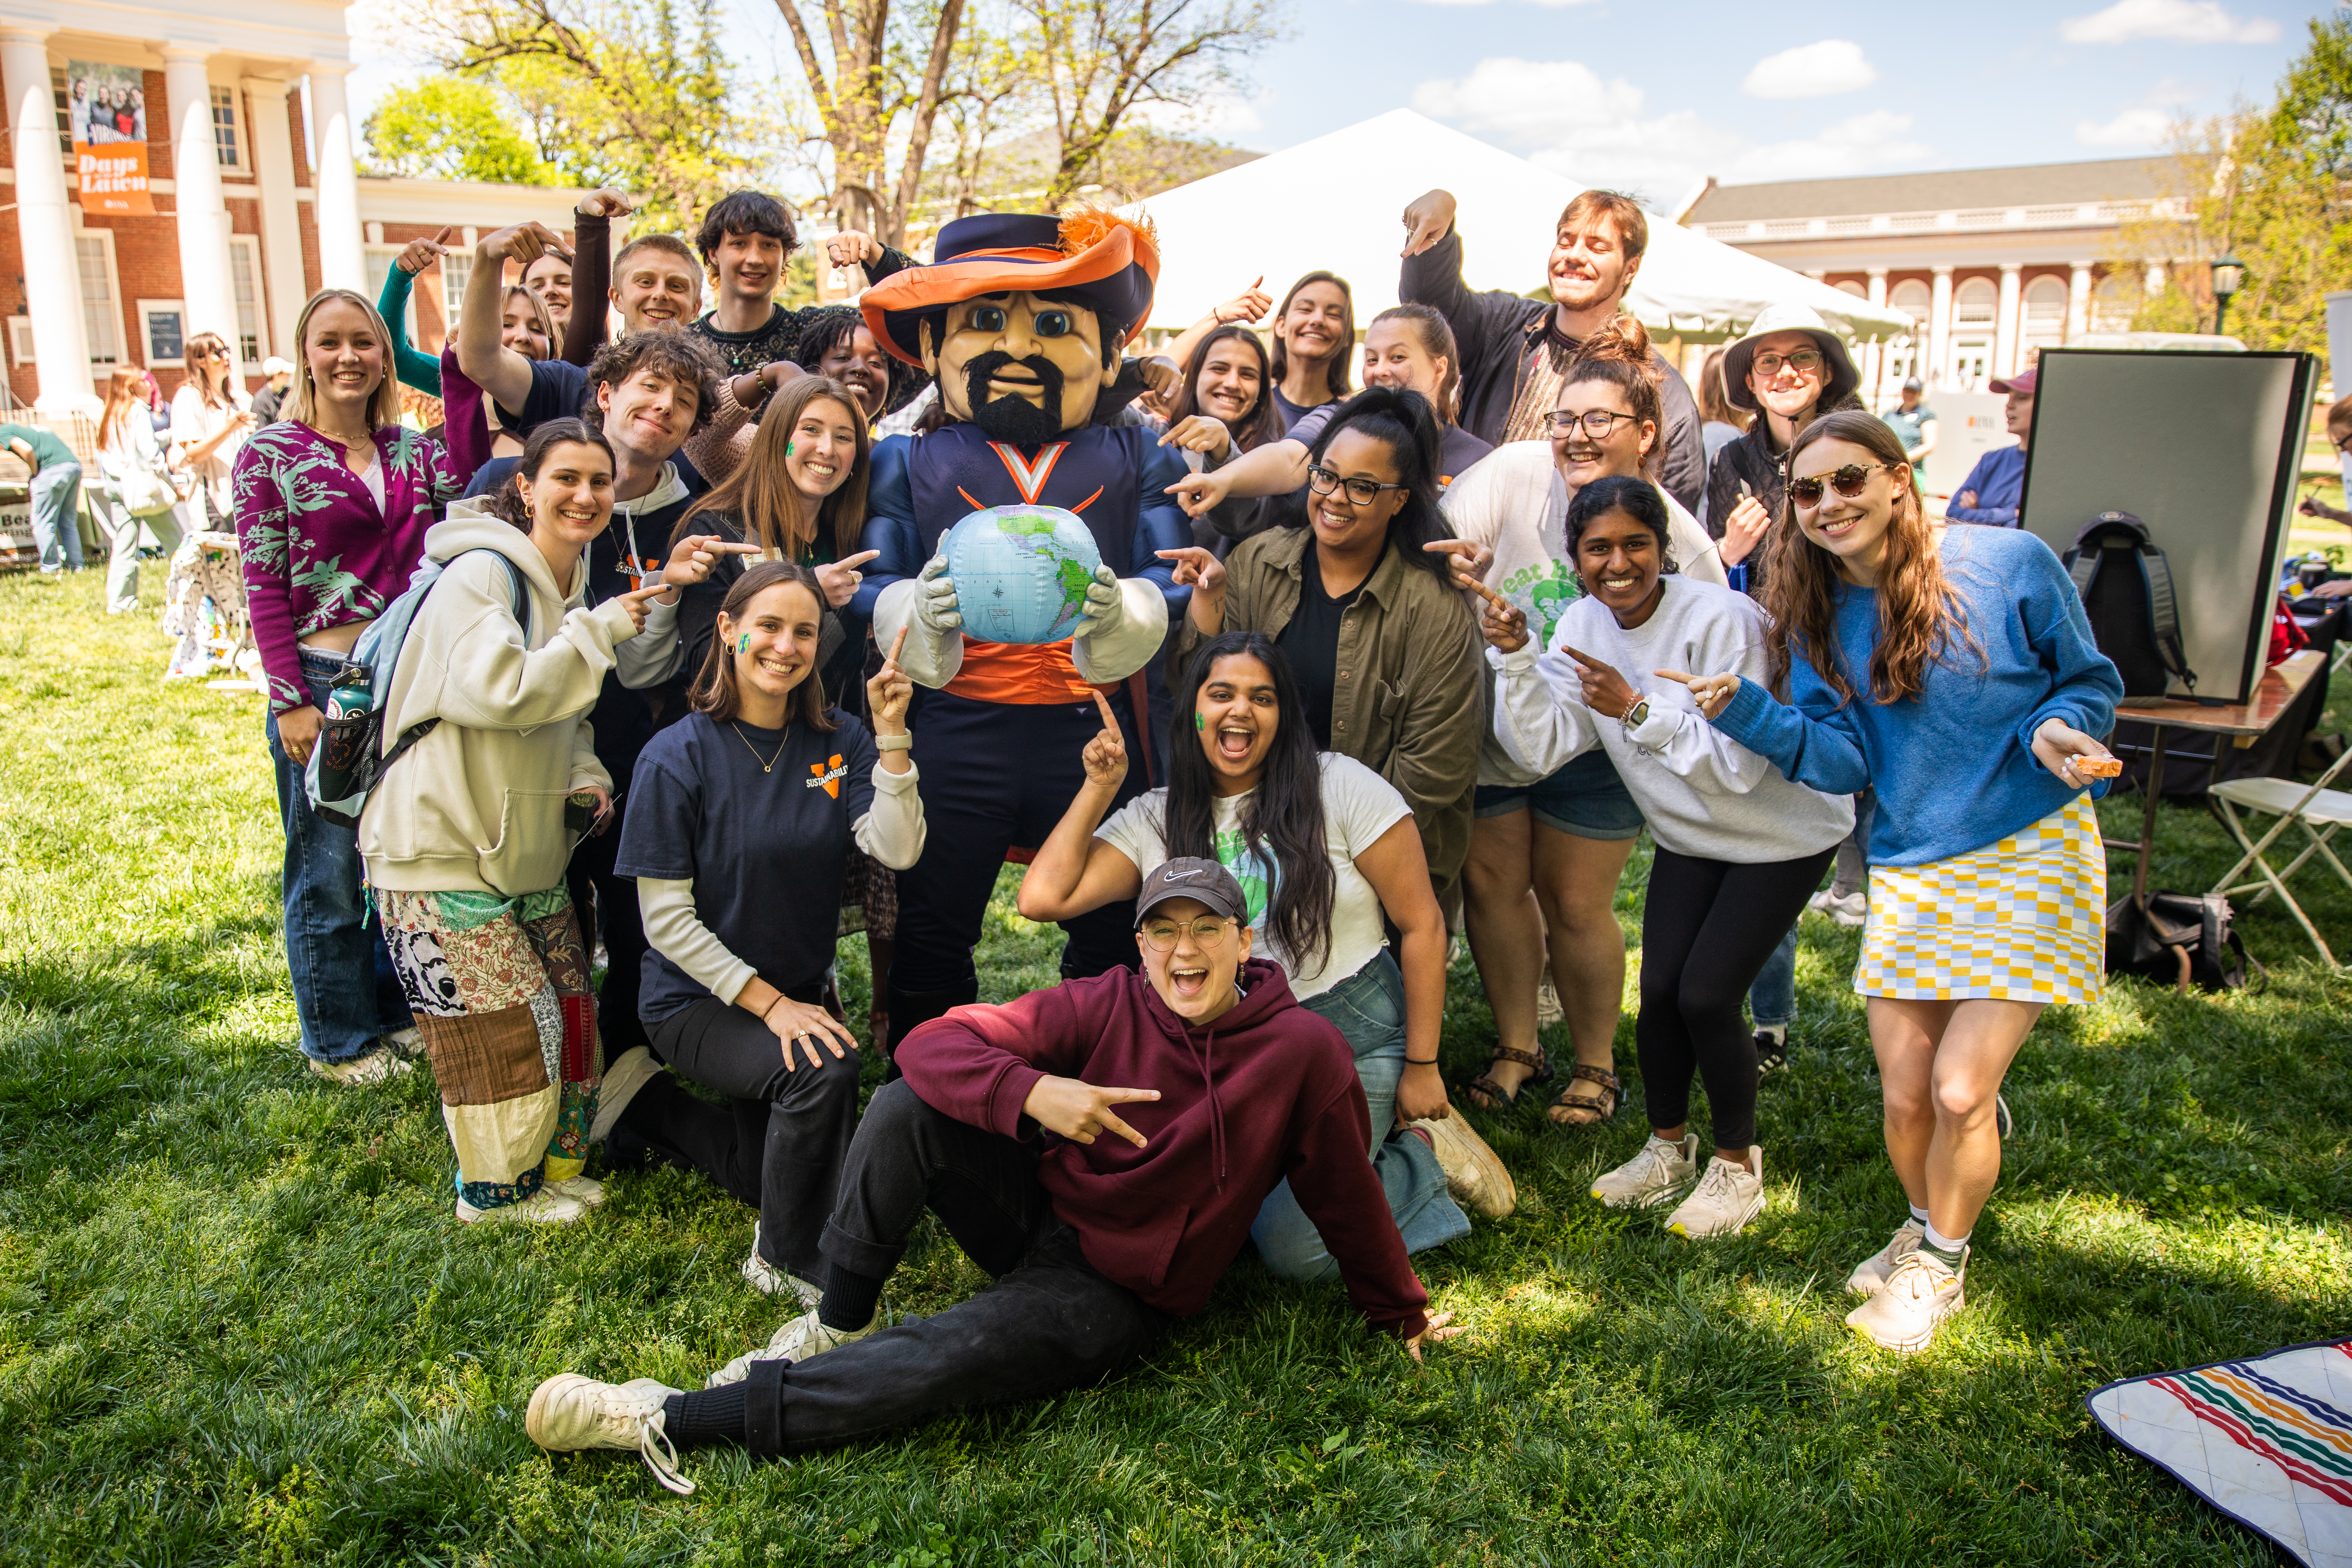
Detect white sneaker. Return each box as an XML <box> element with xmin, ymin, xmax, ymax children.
<box><xmin>1846</xmin><ymin>1247</ymin><xmax>1967</xmax><ymax>1352</ymax></box>
<box><xmin>591</xmin><ymin>1047</ymin><xmax>665</xmax><ymax>1143</ymax></box>
<box><xmin>1665</xmin><ymin>1149</ymin><xmax>1766</xmax><ymax>1239</ymax></box>
<box><xmin>545</xmin><ymin>1175</ymin><xmax>607</xmax><ymax>1207</ymax></box>
<box><xmin>1591</xmin><ymin>1133</ymin><xmax>1698</xmax><ymax>1209</ymax></box>
<box><xmin>1409</xmin><ymin>1115</ymin><xmax>1517</xmax><ymax>1219</ymax></box>
<box><xmin>457</xmin><ymin>1188</ymin><xmax>586</xmax><ymax>1225</ymax></box>
<box><xmin>525</xmin><ymin>1374</ymin><xmax>693</xmax><ymax>1494</ymax></box>
<box><xmin>1535</xmin><ymin>976</ymin><xmax>1565</xmax><ymax>1028</ymax></box>
<box><xmin>707</xmin><ymin>1307</ymin><xmax>876</xmax><ymax>1387</ymax></box>
<box><xmin>1808</xmin><ymin>890</ymin><xmax>1867</xmax><ymax>927</ymax></box>
<box><xmin>306</xmin><ymin>1046</ymin><xmax>412</xmax><ymax>1086</ymax></box>
<box><xmin>740</xmin><ymin>1223</ymin><xmax>824</xmax><ymax>1307</ymax></box>
<box><xmin>1847</xmin><ymin>1218</ymin><xmax>1928</xmax><ymax>1296</ymax></box>
<box><xmin>381</xmin><ymin>1026</ymin><xmax>423</xmax><ymax>1059</ymax></box>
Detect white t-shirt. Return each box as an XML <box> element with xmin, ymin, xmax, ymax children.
<box><xmin>1094</xmin><ymin>752</ymin><xmax>1411</xmax><ymax>998</ymax></box>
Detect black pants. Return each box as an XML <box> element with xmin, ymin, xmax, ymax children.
<box><xmin>611</xmin><ymin>994</ymin><xmax>862</xmax><ymax>1283</ymax></box>
<box><xmin>566</xmin><ymin>813</ymin><xmax>650</xmax><ymax>1058</ymax></box>
<box><xmin>669</xmin><ymin>1080</ymin><xmax>1165</xmax><ymax>1456</ymax></box>
<box><xmin>1637</xmin><ymin>844</ymin><xmax>1835</xmax><ymax>1151</ymax></box>
<box><xmin>889</xmin><ymin>689</ymin><xmax>1146</xmax><ymax>1039</ymax></box>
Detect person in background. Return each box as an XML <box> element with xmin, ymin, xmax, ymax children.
<box><xmin>1023</xmin><ymin>633</ymin><xmax>1510</xmax><ymax>1278</ymax></box>
<box><xmin>252</xmin><ymin>356</ymin><xmax>296</xmax><ymax>425</ymax></box>
<box><xmin>1267</xmin><ymin>271</ymin><xmax>1355</xmax><ymax>431</ymax></box>
<box><xmin>524</xmin><ymin>858</ymin><xmax>1454</xmax><ymax>1494</ymax></box>
<box><xmin>788</xmin><ymin>305</ymin><xmax>927</xmax><ymax>427</ymax></box>
<box><xmin>1399</xmin><ymin>186</ymin><xmax>1705</xmax><ymax>514</ymax></box>
<box><xmin>1479</xmin><ymin>476</ymin><xmax>1852</xmax><ymax>1236</ymax></box>
<box><xmin>1360</xmin><ymin>304</ymin><xmax>1492</xmax><ymax>489</ymax></box>
<box><xmin>526</xmin><ymin>249</ymin><xmax>575</xmax><ymax>341</ymax></box>
<box><xmin>688</xmin><ymin>190</ymin><xmax>815</xmax><ymax>376</ymax></box>
<box><xmin>1165</xmin><ymin>388</ymin><xmax>1485</xmax><ymax>919</ymax></box>
<box><xmin>594</xmin><ymin>561</ymin><xmax>924</xmax><ymax>1299</ymax></box>
<box><xmin>362</xmin><ymin>419</ymin><xmax>667</xmax><ymax>1224</ymax></box>
<box><xmin>2</xmin><ymin>413</ymin><xmax>84</xmax><ymax>576</ymax></box>
<box><xmin>1695</xmin><ymin>346</ymin><xmax>1748</xmax><ymax>521</ymax></box>
<box><xmin>89</xmin><ymin>366</ymin><xmax>183</xmax><ymax>612</ymax></box>
<box><xmin>1947</xmin><ymin>365</ymin><xmax>2035</xmax><ymax>526</ymax></box>
<box><xmin>1689</xmin><ymin>409</ymin><xmax>2121</xmax><ymax>1351</ymax></box>
<box><xmin>231</xmin><ymin>287</ymin><xmax>462</xmax><ymax>1084</ymax></box>
<box><xmin>2298</xmin><ymin>395</ymin><xmax>2352</xmax><ymax>528</ymax></box>
<box><xmin>1880</xmin><ymin>377</ymin><xmax>1938</xmax><ymax>482</ymax></box>
<box><xmin>437</xmin><ymin>284</ymin><xmax>558</xmax><ymax>486</ymax></box>
<box><xmin>170</xmin><ymin>332</ymin><xmax>255</xmax><ymax>529</ymax></box>
<box><xmin>1149</xmin><ymin>322</ymin><xmax>1283</xmax><ymax>553</ymax></box>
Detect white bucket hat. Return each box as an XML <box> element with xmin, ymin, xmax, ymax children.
<box><xmin>1722</xmin><ymin>303</ymin><xmax>1860</xmax><ymax>414</ymax></box>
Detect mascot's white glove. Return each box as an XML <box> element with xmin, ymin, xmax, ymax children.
<box><xmin>874</xmin><ymin>552</ymin><xmax>966</xmax><ymax>690</ymax></box>
<box><xmin>1073</xmin><ymin>564</ymin><xmax>1127</xmax><ymax>641</ymax></box>
<box><xmin>914</xmin><ymin>553</ymin><xmax>962</xmax><ymax>632</ymax></box>
<box><xmin>1068</xmin><ymin>564</ymin><xmax>1169</xmax><ymax>686</ymax></box>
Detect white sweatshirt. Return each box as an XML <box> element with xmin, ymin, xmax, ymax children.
<box><xmin>1489</xmin><ymin>574</ymin><xmax>1852</xmax><ymax>863</ymax></box>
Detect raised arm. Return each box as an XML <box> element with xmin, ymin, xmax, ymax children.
<box><xmin>378</xmin><ymin>229</ymin><xmax>448</xmax><ymax>395</ymax></box>
<box><xmin>1704</xmin><ymin>660</ymin><xmax>1873</xmax><ymax>796</ymax></box>
<box><xmin>1018</xmin><ymin>691</ymin><xmax>1148</xmax><ymax>922</ymax></box>
<box><xmin>459</xmin><ymin>223</ymin><xmax>570</xmax><ymax>414</ymax></box>
<box><xmin>562</xmin><ymin>192</ymin><xmax>630</xmax><ymax>367</ymax></box>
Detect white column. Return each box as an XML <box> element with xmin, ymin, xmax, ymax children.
<box><xmin>1993</xmin><ymin>262</ymin><xmax>2022</xmax><ymax>380</ymax></box>
<box><xmin>2067</xmin><ymin>263</ymin><xmax>2093</xmax><ymax>341</ymax></box>
<box><xmin>1866</xmin><ymin>268</ymin><xmax>1888</xmax><ymax>403</ymax></box>
<box><xmin>242</xmin><ymin>77</ymin><xmax>308</xmax><ymax>361</ymax></box>
<box><xmin>0</xmin><ymin>26</ymin><xmax>92</xmax><ymax>410</ymax></box>
<box><xmin>162</xmin><ymin>45</ymin><xmax>240</xmax><ymax>379</ymax></box>
<box><xmin>306</xmin><ymin>61</ymin><xmax>364</xmax><ymax>291</ymax></box>
<box><xmin>1929</xmin><ymin>266</ymin><xmax>1953</xmax><ymax>389</ymax></box>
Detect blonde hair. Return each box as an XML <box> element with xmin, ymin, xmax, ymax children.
<box><xmin>96</xmin><ymin>366</ymin><xmax>146</xmax><ymax>454</ymax></box>
<box><xmin>183</xmin><ymin>332</ymin><xmax>235</xmax><ymax>408</ymax></box>
<box><xmin>283</xmin><ymin>289</ymin><xmax>402</xmax><ymax>432</ymax></box>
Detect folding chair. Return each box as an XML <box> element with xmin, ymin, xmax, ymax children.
<box><xmin>2206</xmin><ymin>745</ymin><xmax>2352</xmax><ymax>968</ymax></box>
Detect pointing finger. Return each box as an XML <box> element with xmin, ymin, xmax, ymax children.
<box><xmin>711</xmin><ymin>540</ymin><xmax>761</xmax><ymax>556</ymax></box>
<box><xmin>839</xmin><ymin>549</ymin><xmax>881</xmax><ymax>571</ymax></box>
<box><xmin>1654</xmin><ymin>669</ymin><xmax>1698</xmax><ymax>685</ymax></box>
<box><xmin>1103</xmin><ymin>1087</ymin><xmax>1163</xmax><ymax>1104</ymax></box>
<box><xmin>1091</xmin><ymin>689</ymin><xmax>1120</xmax><ymax>733</ymax></box>
<box><xmin>888</xmin><ymin>625</ymin><xmax>909</xmax><ymax>666</ymax></box>
<box><xmin>1097</xmin><ymin>1108</ymin><xmax>1147</xmax><ymax>1149</ymax></box>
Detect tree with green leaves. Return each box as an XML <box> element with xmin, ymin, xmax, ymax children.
<box><xmin>363</xmin><ymin>76</ymin><xmax>557</xmax><ymax>185</ymax></box>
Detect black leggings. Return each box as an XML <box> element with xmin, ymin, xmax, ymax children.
<box><xmin>1637</xmin><ymin>844</ymin><xmax>1834</xmax><ymax>1152</ymax></box>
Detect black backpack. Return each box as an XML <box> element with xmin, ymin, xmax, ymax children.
<box><xmin>2062</xmin><ymin>510</ymin><xmax>2195</xmax><ymax>704</ymax></box>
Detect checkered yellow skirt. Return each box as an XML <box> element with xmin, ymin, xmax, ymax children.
<box><xmin>1855</xmin><ymin>794</ymin><xmax>2106</xmax><ymax>1004</ymax></box>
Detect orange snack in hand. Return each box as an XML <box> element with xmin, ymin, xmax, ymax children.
<box><xmin>2075</xmin><ymin>755</ymin><xmax>2123</xmax><ymax>779</ymax></box>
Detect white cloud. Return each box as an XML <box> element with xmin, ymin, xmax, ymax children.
<box><xmin>1742</xmin><ymin>40</ymin><xmax>1880</xmax><ymax>100</ymax></box>
<box><xmin>2074</xmin><ymin>78</ymin><xmax>2199</xmax><ymax>146</ymax></box>
<box><xmin>1402</xmin><ymin>0</ymin><xmax>1601</xmax><ymax>7</ymax></box>
<box><xmin>2060</xmin><ymin>0</ymin><xmax>2279</xmax><ymax>44</ymax></box>
<box><xmin>1413</xmin><ymin>58</ymin><xmax>1930</xmax><ymax>202</ymax></box>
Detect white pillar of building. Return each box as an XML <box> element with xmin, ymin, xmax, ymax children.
<box><xmin>1929</xmin><ymin>266</ymin><xmax>1954</xmax><ymax>389</ymax></box>
<box><xmin>0</xmin><ymin>25</ymin><xmax>93</xmax><ymax>411</ymax></box>
<box><xmin>1866</xmin><ymin>268</ymin><xmax>1889</xmax><ymax>403</ymax></box>
<box><xmin>242</xmin><ymin>77</ymin><xmax>309</xmax><ymax>361</ymax></box>
<box><xmin>2066</xmin><ymin>263</ymin><xmax>2094</xmax><ymax>341</ymax></box>
<box><xmin>306</xmin><ymin>61</ymin><xmax>366</xmax><ymax>292</ymax></box>
<box><xmin>2146</xmin><ymin>261</ymin><xmax>2167</xmax><ymax>298</ymax></box>
<box><xmin>1993</xmin><ymin>263</ymin><xmax>2022</xmax><ymax>379</ymax></box>
<box><xmin>162</xmin><ymin>45</ymin><xmax>241</xmax><ymax>379</ymax></box>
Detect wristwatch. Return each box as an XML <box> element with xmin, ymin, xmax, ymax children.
<box><xmin>874</xmin><ymin>733</ymin><xmax>912</xmax><ymax>751</ymax></box>
<box><xmin>1622</xmin><ymin>697</ymin><xmax>1651</xmax><ymax>730</ymax></box>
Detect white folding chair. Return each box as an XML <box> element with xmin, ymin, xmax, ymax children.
<box><xmin>2206</xmin><ymin>745</ymin><xmax>2352</xmax><ymax>968</ymax></box>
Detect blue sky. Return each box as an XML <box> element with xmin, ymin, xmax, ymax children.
<box><xmin>351</xmin><ymin>0</ymin><xmax>2332</xmax><ymax>210</ymax></box>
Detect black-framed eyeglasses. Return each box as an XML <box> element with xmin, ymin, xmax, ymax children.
<box><xmin>1548</xmin><ymin>408</ymin><xmax>1640</xmax><ymax>440</ymax></box>
<box><xmin>1787</xmin><ymin>463</ymin><xmax>1890</xmax><ymax>508</ymax></box>
<box><xmin>2334</xmin><ymin>429</ymin><xmax>2352</xmax><ymax>455</ymax></box>
<box><xmin>1305</xmin><ymin>466</ymin><xmax>1408</xmax><ymax>506</ymax></box>
<box><xmin>1754</xmin><ymin>348</ymin><xmax>1825</xmax><ymax>377</ymax></box>
<box><xmin>1141</xmin><ymin>916</ymin><xmax>1233</xmax><ymax>951</ymax></box>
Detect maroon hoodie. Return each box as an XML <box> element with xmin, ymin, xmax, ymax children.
<box><xmin>895</xmin><ymin>959</ymin><xmax>1430</xmax><ymax>1338</ymax></box>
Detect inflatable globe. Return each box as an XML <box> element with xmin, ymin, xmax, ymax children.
<box><xmin>941</xmin><ymin>505</ymin><xmax>1102</xmax><ymax>646</ymax></box>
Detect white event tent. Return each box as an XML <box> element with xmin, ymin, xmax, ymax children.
<box><xmin>1123</xmin><ymin>109</ymin><xmax>1913</xmax><ymax>345</ymax></box>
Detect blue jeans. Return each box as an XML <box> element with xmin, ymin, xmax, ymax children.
<box><xmin>268</xmin><ymin>648</ymin><xmax>413</xmax><ymax>1062</ymax></box>
<box><xmin>1251</xmin><ymin>951</ymin><xmax>1470</xmax><ymax>1280</ymax></box>
<box><xmin>30</xmin><ymin>461</ymin><xmax>83</xmax><ymax>573</ymax></box>
<box><xmin>1747</xmin><ymin>924</ymin><xmax>1797</xmax><ymax>1030</ymax></box>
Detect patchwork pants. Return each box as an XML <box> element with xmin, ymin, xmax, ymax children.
<box><xmin>376</xmin><ymin>886</ymin><xmax>602</xmax><ymax>1210</ymax></box>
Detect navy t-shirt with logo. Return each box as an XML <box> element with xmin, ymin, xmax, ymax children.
<box><xmin>616</xmin><ymin>707</ymin><xmax>878</xmax><ymax>1023</ymax></box>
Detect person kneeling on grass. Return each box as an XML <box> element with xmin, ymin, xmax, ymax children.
<box><xmin>525</xmin><ymin>859</ymin><xmax>1459</xmax><ymax>1493</ymax></box>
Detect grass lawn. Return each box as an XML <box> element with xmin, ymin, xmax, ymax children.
<box><xmin>3</xmin><ymin>565</ymin><xmax>2350</xmax><ymax>1567</ymax></box>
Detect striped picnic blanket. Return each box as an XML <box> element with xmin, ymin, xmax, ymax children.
<box><xmin>2089</xmin><ymin>1338</ymin><xmax>2352</xmax><ymax>1567</ymax></box>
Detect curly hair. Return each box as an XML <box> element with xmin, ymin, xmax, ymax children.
<box><xmin>585</xmin><ymin>332</ymin><xmax>722</xmax><ymax>436</ymax></box>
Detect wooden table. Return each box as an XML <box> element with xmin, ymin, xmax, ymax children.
<box><xmin>2106</xmin><ymin>650</ymin><xmax>2326</xmax><ymax>899</ymax></box>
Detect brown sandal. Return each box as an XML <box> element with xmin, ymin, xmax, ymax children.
<box><xmin>1549</xmin><ymin>1063</ymin><xmax>1622</xmax><ymax>1125</ymax></box>
<box><xmin>1461</xmin><ymin>1045</ymin><xmax>1551</xmax><ymax>1111</ymax></box>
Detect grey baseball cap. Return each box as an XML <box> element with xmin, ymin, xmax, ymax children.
<box><xmin>1134</xmin><ymin>857</ymin><xmax>1249</xmax><ymax>927</ymax></box>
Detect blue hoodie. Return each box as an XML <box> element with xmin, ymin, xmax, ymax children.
<box><xmin>1709</xmin><ymin>525</ymin><xmax>2122</xmax><ymax>867</ymax></box>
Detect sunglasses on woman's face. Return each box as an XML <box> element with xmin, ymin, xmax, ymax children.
<box><xmin>1786</xmin><ymin>463</ymin><xmax>1889</xmax><ymax>509</ymax></box>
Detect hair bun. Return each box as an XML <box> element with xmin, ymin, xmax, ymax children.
<box><xmin>1571</xmin><ymin>312</ymin><xmax>1654</xmax><ymax>374</ymax></box>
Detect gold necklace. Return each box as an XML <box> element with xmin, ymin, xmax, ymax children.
<box><xmin>730</xmin><ymin>721</ymin><xmax>787</xmax><ymax>773</ymax></box>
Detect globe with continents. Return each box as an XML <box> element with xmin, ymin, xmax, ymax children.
<box><xmin>941</xmin><ymin>505</ymin><xmax>1102</xmax><ymax>646</ymax></box>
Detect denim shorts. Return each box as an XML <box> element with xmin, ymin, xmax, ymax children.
<box><xmin>1473</xmin><ymin>748</ymin><xmax>1645</xmax><ymax>841</ymax></box>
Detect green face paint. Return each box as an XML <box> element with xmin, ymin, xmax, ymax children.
<box><xmin>1195</xmin><ymin>712</ymin><xmax>1206</xmax><ymax>731</ymax></box>
<box><xmin>786</xmin><ymin>442</ymin><xmax>795</xmax><ymax>458</ymax></box>
<box><xmin>738</xmin><ymin>634</ymin><xmax>750</xmax><ymax>653</ymax></box>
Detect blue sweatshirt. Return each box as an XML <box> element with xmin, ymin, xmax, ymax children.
<box><xmin>1709</xmin><ymin>526</ymin><xmax>2122</xmax><ymax>867</ymax></box>
<box><xmin>1946</xmin><ymin>444</ymin><xmax>2025</xmax><ymax>526</ymax></box>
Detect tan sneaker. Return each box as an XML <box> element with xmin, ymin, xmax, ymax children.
<box><xmin>707</xmin><ymin>1307</ymin><xmax>877</xmax><ymax>1387</ymax></box>
<box><xmin>1664</xmin><ymin>1149</ymin><xmax>1766</xmax><ymax>1239</ymax></box>
<box><xmin>1410</xmin><ymin>1115</ymin><xmax>1517</xmax><ymax>1218</ymax></box>
<box><xmin>544</xmin><ymin>1175</ymin><xmax>607</xmax><ymax>1207</ymax></box>
<box><xmin>457</xmin><ymin>1188</ymin><xmax>586</xmax><ymax>1225</ymax></box>
<box><xmin>740</xmin><ymin>1222</ymin><xmax>824</xmax><ymax>1307</ymax></box>
<box><xmin>1847</xmin><ymin>1218</ymin><xmax>1927</xmax><ymax>1296</ymax></box>
<box><xmin>525</xmin><ymin>1374</ymin><xmax>693</xmax><ymax>1494</ymax></box>
<box><xmin>305</xmin><ymin>1046</ymin><xmax>412</xmax><ymax>1086</ymax></box>
<box><xmin>1591</xmin><ymin>1133</ymin><xmax>1697</xmax><ymax>1209</ymax></box>
<box><xmin>1845</xmin><ymin>1248</ymin><xmax>1967</xmax><ymax>1352</ymax></box>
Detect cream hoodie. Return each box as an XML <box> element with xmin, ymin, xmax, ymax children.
<box><xmin>359</xmin><ymin>505</ymin><xmax>640</xmax><ymax>897</ymax></box>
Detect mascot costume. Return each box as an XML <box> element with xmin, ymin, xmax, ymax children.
<box><xmin>851</xmin><ymin>207</ymin><xmax>1190</xmax><ymax>1041</ymax></box>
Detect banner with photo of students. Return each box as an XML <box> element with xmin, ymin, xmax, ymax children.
<box><xmin>66</xmin><ymin>62</ymin><xmax>153</xmax><ymax>216</ymax></box>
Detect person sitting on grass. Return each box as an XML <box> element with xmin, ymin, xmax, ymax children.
<box><xmin>524</xmin><ymin>859</ymin><xmax>1459</xmax><ymax>1494</ymax></box>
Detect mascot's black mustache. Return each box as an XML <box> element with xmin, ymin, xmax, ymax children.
<box><xmin>965</xmin><ymin>351</ymin><xmax>1066</xmax><ymax>445</ymax></box>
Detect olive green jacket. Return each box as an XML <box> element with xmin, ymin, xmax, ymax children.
<box><xmin>1175</xmin><ymin>526</ymin><xmax>1486</xmax><ymax>902</ymax></box>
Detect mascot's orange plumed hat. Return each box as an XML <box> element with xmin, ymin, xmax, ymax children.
<box><xmin>861</xmin><ymin>204</ymin><xmax>1161</xmax><ymax>368</ymax></box>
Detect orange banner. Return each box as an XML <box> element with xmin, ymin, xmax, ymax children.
<box><xmin>66</xmin><ymin>62</ymin><xmax>154</xmax><ymax>216</ymax></box>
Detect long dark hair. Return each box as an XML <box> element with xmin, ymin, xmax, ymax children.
<box><xmin>1299</xmin><ymin>386</ymin><xmax>1453</xmax><ymax>578</ymax></box>
<box><xmin>688</xmin><ymin>560</ymin><xmax>840</xmax><ymax>731</ymax></box>
<box><xmin>1167</xmin><ymin>323</ymin><xmax>1281</xmax><ymax>453</ymax></box>
<box><xmin>486</xmin><ymin>418</ymin><xmax>615</xmax><ymax>532</ymax></box>
<box><xmin>1165</xmin><ymin>633</ymin><xmax>1334</xmax><ymax>974</ymax></box>
<box><xmin>1269</xmin><ymin>270</ymin><xmax>1354</xmax><ymax>403</ymax></box>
